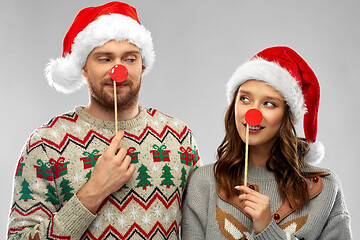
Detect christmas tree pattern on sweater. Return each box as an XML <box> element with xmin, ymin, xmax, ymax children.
<box><xmin>8</xmin><ymin>105</ymin><xmax>202</xmax><ymax>239</ymax></box>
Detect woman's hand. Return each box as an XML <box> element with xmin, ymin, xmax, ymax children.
<box><xmin>235</xmin><ymin>185</ymin><xmax>272</xmax><ymax>234</ymax></box>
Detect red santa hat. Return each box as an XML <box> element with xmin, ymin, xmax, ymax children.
<box><xmin>45</xmin><ymin>1</ymin><xmax>155</xmax><ymax>94</ymax></box>
<box><xmin>226</xmin><ymin>46</ymin><xmax>324</xmax><ymax>164</ymax></box>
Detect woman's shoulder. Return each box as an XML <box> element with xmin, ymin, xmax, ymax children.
<box><xmin>187</xmin><ymin>164</ymin><xmax>216</xmax><ymax>189</ymax></box>
<box><xmin>184</xmin><ymin>164</ymin><xmax>217</xmax><ymax>204</ymax></box>
<box><xmin>302</xmin><ymin>163</ymin><xmax>342</xmax><ymax>189</ymax></box>
<box><xmin>189</xmin><ymin>164</ymin><xmax>215</xmax><ymax>181</ymax></box>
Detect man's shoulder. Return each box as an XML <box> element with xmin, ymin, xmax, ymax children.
<box><xmin>27</xmin><ymin>107</ymin><xmax>79</xmax><ymax>144</ymax></box>
<box><xmin>38</xmin><ymin>108</ymin><xmax>78</xmax><ymax>129</ymax></box>
<box><xmin>142</xmin><ymin>106</ymin><xmax>189</xmax><ymax>128</ymax></box>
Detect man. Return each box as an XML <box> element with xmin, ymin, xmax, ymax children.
<box><xmin>7</xmin><ymin>2</ymin><xmax>202</xmax><ymax>239</ymax></box>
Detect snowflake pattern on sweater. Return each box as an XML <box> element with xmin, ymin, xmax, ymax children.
<box><xmin>8</xmin><ymin>105</ymin><xmax>202</xmax><ymax>239</ymax></box>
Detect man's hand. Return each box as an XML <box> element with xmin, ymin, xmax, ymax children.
<box><xmin>77</xmin><ymin>131</ymin><xmax>135</xmax><ymax>214</ymax></box>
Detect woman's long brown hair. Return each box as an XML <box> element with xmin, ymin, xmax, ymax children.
<box><xmin>214</xmin><ymin>92</ymin><xmax>327</xmax><ymax>211</ymax></box>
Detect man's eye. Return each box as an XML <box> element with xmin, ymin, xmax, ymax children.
<box><xmin>99</xmin><ymin>58</ymin><xmax>110</xmax><ymax>62</ymax></box>
<box><xmin>125</xmin><ymin>58</ymin><xmax>136</xmax><ymax>63</ymax></box>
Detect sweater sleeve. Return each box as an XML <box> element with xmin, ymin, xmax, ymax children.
<box><xmin>181</xmin><ymin>166</ymin><xmax>210</xmax><ymax>240</ymax></box>
<box><xmin>317</xmin><ymin>173</ymin><xmax>352</xmax><ymax>240</ymax></box>
<box><xmin>189</xmin><ymin>132</ymin><xmax>203</xmax><ymax>170</ymax></box>
<box><xmin>7</xmin><ymin>131</ymin><xmax>96</xmax><ymax>239</ymax></box>
<box><xmin>253</xmin><ymin>220</ymin><xmax>299</xmax><ymax>240</ymax></box>
<box><xmin>255</xmin><ymin>171</ymin><xmax>352</xmax><ymax>240</ymax></box>
<box><xmin>181</xmin><ymin>199</ymin><xmax>206</xmax><ymax>239</ymax></box>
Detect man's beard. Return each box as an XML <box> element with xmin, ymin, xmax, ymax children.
<box><xmin>88</xmin><ymin>79</ymin><xmax>142</xmax><ymax>111</ymax></box>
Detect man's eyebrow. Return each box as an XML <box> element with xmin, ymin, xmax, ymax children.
<box><xmin>91</xmin><ymin>50</ymin><xmax>141</xmax><ymax>57</ymax></box>
<box><xmin>124</xmin><ymin>50</ymin><xmax>142</xmax><ymax>56</ymax></box>
<box><xmin>91</xmin><ymin>51</ymin><xmax>113</xmax><ymax>57</ymax></box>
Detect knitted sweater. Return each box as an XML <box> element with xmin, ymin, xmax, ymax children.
<box><xmin>181</xmin><ymin>164</ymin><xmax>352</xmax><ymax>240</ymax></box>
<box><xmin>8</xmin><ymin>105</ymin><xmax>202</xmax><ymax>239</ymax></box>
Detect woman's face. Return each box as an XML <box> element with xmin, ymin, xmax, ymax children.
<box><xmin>234</xmin><ymin>80</ymin><xmax>286</xmax><ymax>150</ymax></box>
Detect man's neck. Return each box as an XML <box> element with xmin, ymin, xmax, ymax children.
<box><xmin>84</xmin><ymin>99</ymin><xmax>140</xmax><ymax>122</ymax></box>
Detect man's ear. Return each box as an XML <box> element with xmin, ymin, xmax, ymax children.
<box><xmin>141</xmin><ymin>65</ymin><xmax>146</xmax><ymax>74</ymax></box>
<box><xmin>83</xmin><ymin>65</ymin><xmax>88</xmax><ymax>78</ymax></box>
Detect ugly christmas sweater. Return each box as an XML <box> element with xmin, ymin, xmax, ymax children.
<box><xmin>181</xmin><ymin>164</ymin><xmax>352</xmax><ymax>240</ymax></box>
<box><xmin>8</xmin><ymin>105</ymin><xmax>202</xmax><ymax>240</ymax></box>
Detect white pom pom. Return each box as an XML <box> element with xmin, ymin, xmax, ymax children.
<box><xmin>305</xmin><ymin>141</ymin><xmax>325</xmax><ymax>165</ymax></box>
<box><xmin>45</xmin><ymin>56</ymin><xmax>85</xmax><ymax>94</ymax></box>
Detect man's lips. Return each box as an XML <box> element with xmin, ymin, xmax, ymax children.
<box><xmin>105</xmin><ymin>81</ymin><xmax>127</xmax><ymax>88</ymax></box>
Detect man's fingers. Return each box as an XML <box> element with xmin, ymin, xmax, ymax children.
<box><xmin>107</xmin><ymin>131</ymin><xmax>124</xmax><ymax>154</ymax></box>
<box><xmin>120</xmin><ymin>156</ymin><xmax>136</xmax><ymax>181</ymax></box>
<box><xmin>121</xmin><ymin>154</ymin><xmax>132</xmax><ymax>169</ymax></box>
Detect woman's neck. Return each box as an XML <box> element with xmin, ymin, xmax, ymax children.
<box><xmin>248</xmin><ymin>144</ymin><xmax>273</xmax><ymax>167</ymax></box>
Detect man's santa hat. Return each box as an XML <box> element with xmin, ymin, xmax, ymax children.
<box><xmin>226</xmin><ymin>46</ymin><xmax>324</xmax><ymax>164</ymax></box>
<box><xmin>45</xmin><ymin>1</ymin><xmax>155</xmax><ymax>94</ymax></box>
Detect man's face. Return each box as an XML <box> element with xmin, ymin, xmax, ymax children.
<box><xmin>83</xmin><ymin>40</ymin><xmax>145</xmax><ymax>111</ymax></box>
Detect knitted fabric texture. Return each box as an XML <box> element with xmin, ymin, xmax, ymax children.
<box><xmin>181</xmin><ymin>164</ymin><xmax>352</xmax><ymax>240</ymax></box>
<box><xmin>8</xmin><ymin>105</ymin><xmax>202</xmax><ymax>239</ymax></box>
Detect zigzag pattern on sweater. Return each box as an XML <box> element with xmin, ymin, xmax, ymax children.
<box><xmin>8</xmin><ymin>202</ymin><xmax>53</xmax><ymax>235</ymax></box>
<box><xmin>9</xmin><ymin>202</ymin><xmax>53</xmax><ymax>219</ymax></box>
<box><xmin>8</xmin><ymin>188</ymin><xmax>182</xmax><ymax>236</ymax></box>
<box><xmin>81</xmin><ymin>221</ymin><xmax>178</xmax><ymax>240</ymax></box>
<box><xmin>27</xmin><ymin>126</ymin><xmax>191</xmax><ymax>155</ymax></box>
<box><xmin>99</xmin><ymin>187</ymin><xmax>181</xmax><ymax>212</ymax></box>
<box><xmin>26</xmin><ymin>109</ymin><xmax>191</xmax><ymax>154</ymax></box>
<box><xmin>46</xmin><ymin>215</ymin><xmax>71</xmax><ymax>240</ymax></box>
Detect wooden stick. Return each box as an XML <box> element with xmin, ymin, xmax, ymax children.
<box><xmin>244</xmin><ymin>123</ymin><xmax>249</xmax><ymax>186</ymax></box>
<box><xmin>113</xmin><ymin>81</ymin><xmax>118</xmax><ymax>133</ymax></box>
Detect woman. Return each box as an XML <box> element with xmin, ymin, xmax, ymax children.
<box><xmin>181</xmin><ymin>46</ymin><xmax>352</xmax><ymax>239</ymax></box>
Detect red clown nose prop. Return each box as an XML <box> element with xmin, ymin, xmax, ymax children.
<box><xmin>110</xmin><ymin>64</ymin><xmax>128</xmax><ymax>82</ymax></box>
<box><xmin>245</xmin><ymin>109</ymin><xmax>263</xmax><ymax>126</ymax></box>
<box><xmin>244</xmin><ymin>108</ymin><xmax>262</xmax><ymax>187</ymax></box>
<box><xmin>110</xmin><ymin>64</ymin><xmax>128</xmax><ymax>133</ymax></box>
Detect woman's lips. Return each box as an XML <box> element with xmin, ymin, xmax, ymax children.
<box><xmin>243</xmin><ymin>123</ymin><xmax>264</xmax><ymax>133</ymax></box>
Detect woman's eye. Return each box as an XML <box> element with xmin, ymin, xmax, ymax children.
<box><xmin>240</xmin><ymin>96</ymin><xmax>250</xmax><ymax>103</ymax></box>
<box><xmin>264</xmin><ymin>102</ymin><xmax>275</xmax><ymax>107</ymax></box>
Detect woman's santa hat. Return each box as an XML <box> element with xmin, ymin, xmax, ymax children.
<box><xmin>45</xmin><ymin>1</ymin><xmax>155</xmax><ymax>94</ymax></box>
<box><xmin>226</xmin><ymin>46</ymin><xmax>324</xmax><ymax>164</ymax></box>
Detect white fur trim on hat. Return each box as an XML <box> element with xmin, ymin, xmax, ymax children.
<box><xmin>45</xmin><ymin>14</ymin><xmax>155</xmax><ymax>94</ymax></box>
<box><xmin>226</xmin><ymin>58</ymin><xmax>306</xmax><ymax>124</ymax></box>
<box><xmin>305</xmin><ymin>141</ymin><xmax>325</xmax><ymax>164</ymax></box>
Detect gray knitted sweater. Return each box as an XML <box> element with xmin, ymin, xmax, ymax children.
<box><xmin>181</xmin><ymin>164</ymin><xmax>352</xmax><ymax>240</ymax></box>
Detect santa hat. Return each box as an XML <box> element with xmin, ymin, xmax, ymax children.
<box><xmin>45</xmin><ymin>1</ymin><xmax>155</xmax><ymax>94</ymax></box>
<box><xmin>226</xmin><ymin>46</ymin><xmax>324</xmax><ymax>164</ymax></box>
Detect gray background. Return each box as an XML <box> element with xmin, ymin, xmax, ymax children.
<box><xmin>1</xmin><ymin>0</ymin><xmax>359</xmax><ymax>238</ymax></box>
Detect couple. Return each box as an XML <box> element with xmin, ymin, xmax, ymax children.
<box><xmin>7</xmin><ymin>2</ymin><xmax>351</xmax><ymax>240</ymax></box>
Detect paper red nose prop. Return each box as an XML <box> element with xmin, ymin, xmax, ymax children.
<box><xmin>245</xmin><ymin>109</ymin><xmax>263</xmax><ymax>126</ymax></box>
<box><xmin>110</xmin><ymin>64</ymin><xmax>128</xmax><ymax>83</ymax></box>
